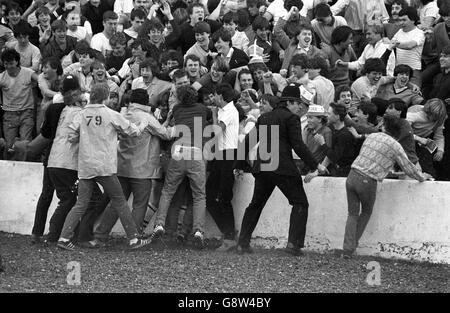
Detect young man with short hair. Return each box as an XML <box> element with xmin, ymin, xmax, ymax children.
<box><xmin>222</xmin><ymin>11</ymin><xmax>249</xmax><ymax>52</ymax></box>
<box><xmin>340</xmin><ymin>115</ymin><xmax>429</xmax><ymax>259</ymax></box>
<box><xmin>40</xmin><ymin>19</ymin><xmax>77</xmax><ymax>60</ymax></box>
<box><xmin>390</xmin><ymin>7</ymin><xmax>426</xmax><ymax>87</ymax></box>
<box><xmin>0</xmin><ymin>48</ymin><xmax>38</xmax><ymax>157</ymax></box>
<box><xmin>207</xmin><ymin>83</ymin><xmax>240</xmax><ymax>252</ymax></box>
<box><xmin>124</xmin><ymin>8</ymin><xmax>146</xmax><ymax>42</ymax></box>
<box><xmin>9</xmin><ymin>22</ymin><xmax>41</xmax><ymax>72</ymax></box>
<box><xmin>177</xmin><ymin>2</ymin><xmax>222</xmax><ymax>54</ymax></box>
<box><xmin>184</xmin><ymin>54</ymin><xmax>203</xmax><ymax>83</ymax></box>
<box><xmin>184</xmin><ymin>21</ymin><xmax>214</xmax><ymax>67</ymax></box>
<box><xmin>91</xmin><ymin>11</ymin><xmax>118</xmax><ymax>57</ymax></box>
<box><xmin>94</xmin><ymin>88</ymin><xmax>173</xmax><ymax>241</ymax></box>
<box><xmin>311</xmin><ymin>3</ymin><xmax>348</xmax><ymax>47</ymax></box>
<box><xmin>323</xmin><ymin>25</ymin><xmax>357</xmax><ymax>88</ymax></box>
<box><xmin>57</xmin><ymin>83</ymin><xmax>151</xmax><ymax>251</ymax></box>
<box><xmin>151</xmin><ymin>85</ymin><xmax>211</xmax><ymax>249</ymax></box>
<box><xmin>305</xmin><ymin>103</ymin><xmax>356</xmax><ymax>180</ymax></box>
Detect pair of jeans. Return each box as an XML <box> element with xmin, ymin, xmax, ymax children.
<box><xmin>31</xmin><ymin>166</ymin><xmax>55</xmax><ymax>236</ymax></box>
<box><xmin>206</xmin><ymin>150</ymin><xmax>237</xmax><ymax>240</ymax></box>
<box><xmin>60</xmin><ymin>175</ymin><xmax>140</xmax><ymax>241</ymax></box>
<box><xmin>164</xmin><ymin>178</ymin><xmax>193</xmax><ymax>237</ymax></box>
<box><xmin>155</xmin><ymin>148</ymin><xmax>206</xmax><ymax>234</ymax></box>
<box><xmin>343</xmin><ymin>169</ymin><xmax>378</xmax><ymax>253</ymax></box>
<box><xmin>48</xmin><ymin>168</ymin><xmax>103</xmax><ymax>242</ymax></box>
<box><xmin>238</xmin><ymin>172</ymin><xmax>310</xmax><ymax>249</ymax></box>
<box><xmin>95</xmin><ymin>177</ymin><xmax>152</xmax><ymax>238</ymax></box>
<box><xmin>2</xmin><ymin>109</ymin><xmax>34</xmax><ymax>151</ymax></box>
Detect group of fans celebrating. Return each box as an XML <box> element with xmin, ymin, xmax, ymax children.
<box><xmin>0</xmin><ymin>0</ymin><xmax>448</xmax><ymax>259</ymax></box>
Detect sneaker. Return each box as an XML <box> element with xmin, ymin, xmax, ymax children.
<box><xmin>151</xmin><ymin>225</ymin><xmax>165</xmax><ymax>240</ymax></box>
<box><xmin>237</xmin><ymin>245</ymin><xmax>254</xmax><ymax>255</ymax></box>
<box><xmin>216</xmin><ymin>239</ymin><xmax>237</xmax><ymax>252</ymax></box>
<box><xmin>129</xmin><ymin>238</ymin><xmax>151</xmax><ymax>250</ymax></box>
<box><xmin>79</xmin><ymin>239</ymin><xmax>106</xmax><ymax>249</ymax></box>
<box><xmin>193</xmin><ymin>231</ymin><xmax>205</xmax><ymax>249</ymax></box>
<box><xmin>57</xmin><ymin>240</ymin><xmax>76</xmax><ymax>251</ymax></box>
<box><xmin>30</xmin><ymin>234</ymin><xmax>42</xmax><ymax>245</ymax></box>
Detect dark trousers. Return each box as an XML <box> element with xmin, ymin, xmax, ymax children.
<box><xmin>206</xmin><ymin>150</ymin><xmax>237</xmax><ymax>240</ymax></box>
<box><xmin>31</xmin><ymin>166</ymin><xmax>55</xmax><ymax>236</ymax></box>
<box><xmin>238</xmin><ymin>172</ymin><xmax>310</xmax><ymax>249</ymax></box>
<box><xmin>416</xmin><ymin>143</ymin><xmax>437</xmax><ymax>178</ymax></box>
<box><xmin>421</xmin><ymin>61</ymin><xmax>441</xmax><ymax>100</ymax></box>
<box><xmin>47</xmin><ymin>168</ymin><xmax>78</xmax><ymax>241</ymax></box>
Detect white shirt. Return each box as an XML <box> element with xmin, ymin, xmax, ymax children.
<box><xmin>348</xmin><ymin>39</ymin><xmax>396</xmax><ymax>76</ymax></box>
<box><xmin>67</xmin><ymin>26</ymin><xmax>89</xmax><ymax>42</ymax></box>
<box><xmin>231</xmin><ymin>31</ymin><xmax>249</xmax><ymax>52</ymax></box>
<box><xmin>91</xmin><ymin>32</ymin><xmax>112</xmax><ymax>57</ymax></box>
<box><xmin>293</xmin><ymin>115</ymin><xmax>308</xmax><ymax>160</ymax></box>
<box><xmin>300</xmin><ymin>0</ymin><xmax>314</xmax><ymax>17</ymax></box>
<box><xmin>392</xmin><ymin>27</ymin><xmax>425</xmax><ymax>70</ymax></box>
<box><xmin>266</xmin><ymin>0</ymin><xmax>287</xmax><ymax>26</ymax></box>
<box><xmin>218</xmin><ymin>101</ymin><xmax>239</xmax><ymax>151</ymax></box>
<box><xmin>419</xmin><ymin>1</ymin><xmax>440</xmax><ymax>26</ymax></box>
<box><xmin>114</xmin><ymin>0</ymin><xmax>134</xmax><ymax>15</ymax></box>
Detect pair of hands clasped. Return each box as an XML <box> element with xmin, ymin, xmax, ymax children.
<box><xmin>304</xmin><ymin>164</ymin><xmax>329</xmax><ymax>183</ymax></box>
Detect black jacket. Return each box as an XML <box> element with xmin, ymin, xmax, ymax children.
<box><xmin>228</xmin><ymin>47</ymin><xmax>250</xmax><ymax>70</ymax></box>
<box><xmin>245</xmin><ymin>106</ymin><xmax>318</xmax><ymax>176</ymax></box>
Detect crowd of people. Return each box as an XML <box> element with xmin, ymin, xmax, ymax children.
<box><xmin>0</xmin><ymin>0</ymin><xmax>447</xmax><ymax>258</ymax></box>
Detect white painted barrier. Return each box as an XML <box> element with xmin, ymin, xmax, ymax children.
<box><xmin>1</xmin><ymin>160</ymin><xmax>449</xmax><ymax>264</ymax></box>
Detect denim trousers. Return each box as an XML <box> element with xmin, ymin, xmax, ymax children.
<box><xmin>32</xmin><ymin>166</ymin><xmax>55</xmax><ymax>236</ymax></box>
<box><xmin>48</xmin><ymin>168</ymin><xmax>104</xmax><ymax>242</ymax></box>
<box><xmin>155</xmin><ymin>148</ymin><xmax>206</xmax><ymax>234</ymax></box>
<box><xmin>2</xmin><ymin>109</ymin><xmax>34</xmax><ymax>151</ymax></box>
<box><xmin>60</xmin><ymin>175</ymin><xmax>139</xmax><ymax>240</ymax></box>
<box><xmin>238</xmin><ymin>171</ymin><xmax>309</xmax><ymax>249</ymax></box>
<box><xmin>95</xmin><ymin>176</ymin><xmax>152</xmax><ymax>238</ymax></box>
<box><xmin>343</xmin><ymin>169</ymin><xmax>378</xmax><ymax>252</ymax></box>
<box><xmin>164</xmin><ymin>177</ymin><xmax>193</xmax><ymax>236</ymax></box>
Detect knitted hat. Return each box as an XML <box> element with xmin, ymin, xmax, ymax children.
<box><xmin>61</xmin><ymin>75</ymin><xmax>80</xmax><ymax>93</ymax></box>
<box><xmin>280</xmin><ymin>83</ymin><xmax>301</xmax><ymax>102</ymax></box>
<box><xmin>307</xmin><ymin>104</ymin><xmax>327</xmax><ymax>117</ymax></box>
<box><xmin>130</xmin><ymin>88</ymin><xmax>149</xmax><ymax>106</ymax></box>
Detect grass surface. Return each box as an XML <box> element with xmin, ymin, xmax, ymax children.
<box><xmin>0</xmin><ymin>232</ymin><xmax>448</xmax><ymax>293</ymax></box>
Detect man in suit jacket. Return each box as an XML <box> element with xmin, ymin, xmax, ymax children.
<box><xmin>237</xmin><ymin>83</ymin><xmax>328</xmax><ymax>255</ymax></box>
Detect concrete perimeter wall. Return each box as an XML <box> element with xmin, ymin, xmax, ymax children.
<box><xmin>1</xmin><ymin>160</ymin><xmax>449</xmax><ymax>264</ymax></box>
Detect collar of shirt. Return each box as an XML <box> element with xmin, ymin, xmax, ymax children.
<box><xmin>85</xmin><ymin>103</ymin><xmax>106</xmax><ymax>108</ymax></box>
<box><xmin>220</xmin><ymin>101</ymin><xmax>234</xmax><ymax>112</ymax></box>
<box><xmin>128</xmin><ymin>103</ymin><xmax>151</xmax><ymax>112</ymax></box>
<box><xmin>296</xmin><ymin>44</ymin><xmax>310</xmax><ymax>53</ymax></box>
<box><xmin>226</xmin><ymin>47</ymin><xmax>234</xmax><ymax>60</ymax></box>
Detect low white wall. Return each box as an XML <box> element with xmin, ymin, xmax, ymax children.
<box><xmin>1</xmin><ymin>160</ymin><xmax>449</xmax><ymax>264</ymax></box>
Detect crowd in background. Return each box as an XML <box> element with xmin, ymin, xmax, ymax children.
<box><xmin>0</xmin><ymin>0</ymin><xmax>448</xmax><ymax>253</ymax></box>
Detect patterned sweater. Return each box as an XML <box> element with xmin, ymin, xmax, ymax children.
<box><xmin>351</xmin><ymin>132</ymin><xmax>424</xmax><ymax>182</ymax></box>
